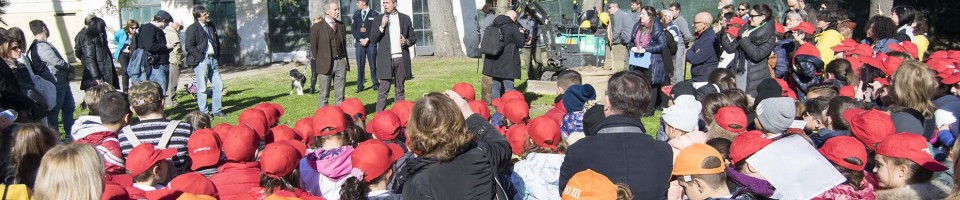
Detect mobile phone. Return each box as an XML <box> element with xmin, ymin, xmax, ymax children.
<box><xmin>1</xmin><ymin>109</ymin><xmax>17</xmax><ymax>121</ymax></box>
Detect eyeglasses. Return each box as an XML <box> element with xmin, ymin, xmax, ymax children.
<box><xmin>11</xmin><ymin>46</ymin><xmax>20</xmax><ymax>50</ymax></box>
<box><xmin>739</xmin><ymin>8</ymin><xmax>748</xmax><ymax>11</ymax></box>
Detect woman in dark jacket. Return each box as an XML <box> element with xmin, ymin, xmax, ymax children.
<box><xmin>627</xmin><ymin>6</ymin><xmax>669</xmax><ymax>115</ymax></box>
<box><xmin>729</xmin><ymin>4</ymin><xmax>776</xmax><ymax>97</ymax></box>
<box><xmin>397</xmin><ymin>92</ymin><xmax>511</xmax><ymax>200</ymax></box>
<box><xmin>80</xmin><ymin>17</ymin><xmax>119</xmax><ymax>90</ymax></box>
<box><xmin>0</xmin><ymin>30</ymin><xmax>46</xmax><ymax>123</ymax></box>
<box><xmin>482</xmin><ymin>13</ymin><xmax>525</xmax><ymax>99</ymax></box>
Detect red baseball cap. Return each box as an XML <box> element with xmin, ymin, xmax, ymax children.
<box><xmin>493</xmin><ymin>91</ymin><xmax>526</xmax><ymax>110</ymax></box>
<box><xmin>876</xmin><ymin>133</ymin><xmax>948</xmax><ymax>172</ymax></box>
<box><xmin>260</xmin><ymin>142</ymin><xmax>304</xmax><ymax>179</ymax></box>
<box><xmin>468</xmin><ymin>100</ymin><xmax>491</xmax><ymax>120</ymax></box>
<box><xmin>268</xmin><ymin>125</ymin><xmax>302</xmax><ymax>144</ymax></box>
<box><xmin>452</xmin><ymin>82</ymin><xmax>476</xmax><ymax>101</ymax></box>
<box><xmin>794</xmin><ymin>43</ymin><xmax>821</xmax><ymax>61</ymax></box>
<box><xmin>846</xmin><ymin>57</ymin><xmax>864</xmax><ymax>74</ymax></box>
<box><xmin>883</xmin><ymin>56</ymin><xmax>904</xmax><ymax>76</ymax></box>
<box><xmin>238</xmin><ymin>108</ymin><xmax>269</xmax><ymax>138</ymax></box>
<box><xmin>818</xmin><ymin>136</ymin><xmax>868</xmax><ymax>171</ymax></box>
<box><xmin>714</xmin><ymin>106</ymin><xmax>748</xmax><ymax>134</ymax></box>
<box><xmin>352</xmin><ymin>140</ymin><xmax>404</xmax><ymax>182</ymax></box>
<box><xmin>188</xmin><ymin>129</ymin><xmax>221</xmax><ymax>171</ymax></box>
<box><xmin>831</xmin><ymin>39</ymin><xmax>857</xmax><ymax>53</ymax></box>
<box><xmin>843</xmin><ymin>108</ymin><xmax>895</xmax><ymax>151</ymax></box>
<box><xmin>930</xmin><ymin>51</ymin><xmax>949</xmax><ymax>60</ymax></box>
<box><xmin>391</xmin><ymin>100</ymin><xmax>414</xmax><ymax>127</ymax></box>
<box><xmin>791</xmin><ymin>22</ymin><xmax>815</xmax><ymax>35</ymax></box>
<box><xmin>506</xmin><ymin>124</ymin><xmax>530</xmax><ymax>156</ymax></box>
<box><xmin>774</xmin><ymin>22</ymin><xmax>785</xmax><ymax>34</ymax></box>
<box><xmin>851</xmin><ymin>44</ymin><xmax>874</xmax><ymax>58</ymax></box>
<box><xmin>888</xmin><ymin>41</ymin><xmax>919</xmax><ymax>59</ymax></box>
<box><xmin>839</xmin><ymin>85</ymin><xmax>856</xmax><ymax>98</ymax></box>
<box><xmin>255</xmin><ymin>103</ymin><xmax>282</xmax><ymax>127</ymax></box>
<box><xmin>126</xmin><ymin>143</ymin><xmax>177</xmax><ymax>176</ymax></box>
<box><xmin>275</xmin><ymin>140</ymin><xmax>307</xmax><ymax>157</ymax></box>
<box><xmin>729</xmin><ymin>130</ymin><xmax>772</xmax><ymax>164</ymax></box>
<box><xmin>527</xmin><ymin>117</ymin><xmax>561</xmax><ymax>151</ymax></box>
<box><xmin>661</xmin><ymin>85</ymin><xmax>674</xmax><ymax>98</ymax></box>
<box><xmin>725</xmin><ymin>26</ymin><xmax>742</xmax><ymax>38</ymax></box>
<box><xmin>293</xmin><ymin>117</ymin><xmax>314</xmax><ymax>143</ymax></box>
<box><xmin>212</xmin><ymin>123</ymin><xmax>232</xmax><ymax>138</ymax></box>
<box><xmin>313</xmin><ymin>106</ymin><xmax>347</xmax><ymax>137</ymax></box>
<box><xmin>728</xmin><ymin>17</ymin><xmax>745</xmax><ymax>25</ymax></box>
<box><xmin>502</xmin><ymin>99</ymin><xmax>530</xmax><ymax>124</ymax></box>
<box><xmin>341</xmin><ymin>98</ymin><xmax>367</xmax><ymax>121</ymax></box>
<box><xmin>367</xmin><ymin>110</ymin><xmax>402</xmax><ymax>141</ymax></box>
<box><xmin>943</xmin><ymin>73</ymin><xmax>960</xmax><ymax>85</ymax></box>
<box><xmin>221</xmin><ymin>125</ymin><xmax>260</xmax><ymax>162</ymax></box>
<box><xmin>145</xmin><ymin>172</ymin><xmax>218</xmax><ymax>200</ymax></box>
<box><xmin>774</xmin><ymin>78</ymin><xmax>798</xmax><ymax>100</ymax></box>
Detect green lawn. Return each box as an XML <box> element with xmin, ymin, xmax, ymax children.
<box><xmin>76</xmin><ymin>57</ymin><xmax>661</xmax><ymax>137</ymax></box>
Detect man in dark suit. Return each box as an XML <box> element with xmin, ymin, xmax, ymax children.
<box><xmin>352</xmin><ymin>0</ymin><xmax>379</xmax><ymax>92</ymax></box>
<box><xmin>370</xmin><ymin>0</ymin><xmax>416</xmax><ymax>111</ymax></box>
<box><xmin>184</xmin><ymin>6</ymin><xmax>225</xmax><ymax>116</ymax></box>
<box><xmin>310</xmin><ymin>1</ymin><xmax>350</xmax><ymax>107</ymax></box>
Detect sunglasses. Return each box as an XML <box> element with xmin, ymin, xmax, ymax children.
<box><xmin>750</xmin><ymin>14</ymin><xmax>764</xmax><ymax>18</ymax></box>
<box><xmin>11</xmin><ymin>46</ymin><xmax>20</xmax><ymax>50</ymax></box>
<box><xmin>739</xmin><ymin>8</ymin><xmax>748</xmax><ymax>11</ymax></box>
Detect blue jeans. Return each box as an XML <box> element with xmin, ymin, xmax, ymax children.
<box><xmin>355</xmin><ymin>42</ymin><xmax>378</xmax><ymax>89</ymax></box>
<box><xmin>148</xmin><ymin>64</ymin><xmax>169</xmax><ymax>95</ymax></box>
<box><xmin>195</xmin><ymin>55</ymin><xmax>223</xmax><ymax>113</ymax></box>
<box><xmin>491</xmin><ymin>77</ymin><xmax>515</xmax><ymax>99</ymax></box>
<box><xmin>47</xmin><ymin>84</ymin><xmax>75</xmax><ymax>141</ymax></box>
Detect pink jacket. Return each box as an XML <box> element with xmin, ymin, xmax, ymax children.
<box><xmin>813</xmin><ymin>172</ymin><xmax>878</xmax><ymax>200</ymax></box>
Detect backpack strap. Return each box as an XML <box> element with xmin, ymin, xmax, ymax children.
<box><xmin>3</xmin><ymin>183</ymin><xmax>10</xmax><ymax>200</ymax></box>
<box><xmin>157</xmin><ymin>120</ymin><xmax>180</xmax><ymax>149</ymax></box>
<box><xmin>122</xmin><ymin>126</ymin><xmax>141</xmax><ymax>147</ymax></box>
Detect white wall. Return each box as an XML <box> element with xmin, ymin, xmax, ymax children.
<box><xmin>236</xmin><ymin>0</ymin><xmax>269</xmax><ymax>65</ymax></box>
<box><xmin>4</xmin><ymin>0</ymin><xmax>85</xmax><ymax>62</ymax></box>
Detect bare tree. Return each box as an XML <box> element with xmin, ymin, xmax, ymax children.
<box><xmin>428</xmin><ymin>0</ymin><xmax>464</xmax><ymax>57</ymax></box>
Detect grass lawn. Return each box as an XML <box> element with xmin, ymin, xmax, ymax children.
<box><xmin>76</xmin><ymin>57</ymin><xmax>662</xmax><ymax>137</ymax></box>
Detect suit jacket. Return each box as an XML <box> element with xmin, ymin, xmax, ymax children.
<box><xmin>184</xmin><ymin>22</ymin><xmax>221</xmax><ymax>66</ymax></box>
<box><xmin>369</xmin><ymin>12</ymin><xmax>416</xmax><ymax>80</ymax></box>
<box><xmin>309</xmin><ymin>19</ymin><xmax>349</xmax><ymax>75</ymax></box>
<box><xmin>351</xmin><ymin>8</ymin><xmax>379</xmax><ymax>41</ymax></box>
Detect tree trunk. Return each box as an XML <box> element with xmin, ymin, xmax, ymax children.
<box><xmin>428</xmin><ymin>0</ymin><xmax>464</xmax><ymax>57</ymax></box>
<box><xmin>308</xmin><ymin>0</ymin><xmax>323</xmax><ymax>22</ymax></box>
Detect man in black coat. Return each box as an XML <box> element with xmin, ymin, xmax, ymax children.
<box><xmin>482</xmin><ymin>11</ymin><xmax>524</xmax><ymax>100</ymax></box>
<box><xmin>686</xmin><ymin>12</ymin><xmax>720</xmax><ymax>82</ymax></box>
<box><xmin>370</xmin><ymin>0</ymin><xmax>417</xmax><ymax>112</ymax></box>
<box><xmin>184</xmin><ymin>6</ymin><xmax>225</xmax><ymax>117</ymax></box>
<box><xmin>351</xmin><ymin>0</ymin><xmax>379</xmax><ymax>92</ymax></box>
<box><xmin>559</xmin><ymin>71</ymin><xmax>673</xmax><ymax>200</ymax></box>
<box><xmin>136</xmin><ymin>10</ymin><xmax>178</xmax><ymax>96</ymax></box>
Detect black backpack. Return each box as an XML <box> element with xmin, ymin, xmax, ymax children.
<box><xmin>480</xmin><ymin>25</ymin><xmax>505</xmax><ymax>56</ymax></box>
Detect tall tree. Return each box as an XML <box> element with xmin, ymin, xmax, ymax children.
<box><xmin>428</xmin><ymin>0</ymin><xmax>464</xmax><ymax>57</ymax></box>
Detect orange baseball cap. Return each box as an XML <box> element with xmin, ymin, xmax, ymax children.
<box><xmin>673</xmin><ymin>144</ymin><xmax>726</xmax><ymax>176</ymax></box>
<box><xmin>561</xmin><ymin>169</ymin><xmax>618</xmax><ymax>200</ymax></box>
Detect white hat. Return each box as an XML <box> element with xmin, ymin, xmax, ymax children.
<box><xmin>662</xmin><ymin>95</ymin><xmax>701</xmax><ymax>133</ymax></box>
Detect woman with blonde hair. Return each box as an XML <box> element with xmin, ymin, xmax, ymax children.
<box><xmin>397</xmin><ymin>91</ymin><xmax>511</xmax><ymax>199</ymax></box>
<box><xmin>889</xmin><ymin>60</ymin><xmax>937</xmax><ymax>136</ymax></box>
<box><xmin>4</xmin><ymin>123</ymin><xmax>59</xmax><ymax>188</ymax></box>
<box><xmin>33</xmin><ymin>143</ymin><xmax>104</xmax><ymax>200</ymax></box>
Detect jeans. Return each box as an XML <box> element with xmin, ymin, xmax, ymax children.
<box><xmin>490</xmin><ymin>77</ymin><xmax>515</xmax><ymax>99</ymax></box>
<box><xmin>195</xmin><ymin>55</ymin><xmax>223</xmax><ymax>113</ymax></box>
<box><xmin>148</xmin><ymin>64</ymin><xmax>169</xmax><ymax>96</ymax></box>
<box><xmin>673</xmin><ymin>45</ymin><xmax>687</xmax><ymax>84</ymax></box>
<box><xmin>47</xmin><ymin>84</ymin><xmax>75</xmax><ymax>141</ymax></box>
<box><xmin>355</xmin><ymin>43</ymin><xmax>378</xmax><ymax>89</ymax></box>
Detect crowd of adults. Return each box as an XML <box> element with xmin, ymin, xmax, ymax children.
<box><xmin>4</xmin><ymin>0</ymin><xmax>960</xmax><ymax>199</ymax></box>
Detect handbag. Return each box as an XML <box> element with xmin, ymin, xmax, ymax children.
<box><xmin>126</xmin><ymin>48</ymin><xmax>148</xmax><ymax>83</ymax></box>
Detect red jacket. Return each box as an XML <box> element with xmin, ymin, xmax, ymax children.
<box><xmin>75</xmin><ymin>131</ymin><xmax>125</xmax><ymax>174</ymax></box>
<box><xmin>210</xmin><ymin>162</ymin><xmax>262</xmax><ymax>199</ymax></box>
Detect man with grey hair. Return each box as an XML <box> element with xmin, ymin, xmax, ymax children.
<box><xmin>309</xmin><ymin>0</ymin><xmax>349</xmax><ymax>107</ymax></box>
<box><xmin>606</xmin><ymin>3</ymin><xmax>632</xmax><ymax>71</ymax></box>
<box><xmin>662</xmin><ymin>10</ymin><xmax>685</xmax><ymax>84</ymax></box>
<box><xmin>685</xmin><ymin>12</ymin><xmax>719</xmax><ymax>82</ymax></box>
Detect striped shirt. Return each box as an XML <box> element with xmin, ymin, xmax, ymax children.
<box><xmin>118</xmin><ymin>118</ymin><xmax>194</xmax><ymax>173</ymax></box>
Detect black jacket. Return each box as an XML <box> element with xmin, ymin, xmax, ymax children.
<box><xmin>0</xmin><ymin>62</ymin><xmax>46</xmax><ymax>122</ymax></box>
<box><xmin>80</xmin><ymin>33</ymin><xmax>118</xmax><ymax>90</ymax></box>
<box><xmin>352</xmin><ymin>9</ymin><xmax>379</xmax><ymax>40</ymax></box>
<box><xmin>370</xmin><ymin>12</ymin><xmax>417</xmax><ymax>80</ymax></box>
<box><xmin>184</xmin><ymin>22</ymin><xmax>221</xmax><ymax>66</ymax></box>
<box><xmin>482</xmin><ymin>15</ymin><xmax>525</xmax><ymax>80</ymax></box>
<box><xmin>728</xmin><ymin>22</ymin><xmax>776</xmax><ymax>96</ymax></box>
<box><xmin>74</xmin><ymin>27</ymin><xmax>86</xmax><ymax>60</ymax></box>
<box><xmin>137</xmin><ymin>23</ymin><xmax>171</xmax><ymax>65</ymax></box>
<box><xmin>560</xmin><ymin>115</ymin><xmax>673</xmax><ymax>200</ymax></box>
<box><xmin>398</xmin><ymin>114</ymin><xmax>511</xmax><ymax>200</ymax></box>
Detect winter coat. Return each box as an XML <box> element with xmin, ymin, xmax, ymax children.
<box><xmin>728</xmin><ymin>22</ymin><xmax>776</xmax><ymax>96</ymax></box>
<box><xmin>136</xmin><ymin>23</ymin><xmax>172</xmax><ymax>65</ymax></box>
<box><xmin>184</xmin><ymin>22</ymin><xmax>221</xmax><ymax>66</ymax></box>
<box><xmin>81</xmin><ymin>33</ymin><xmax>119</xmax><ymax>90</ymax></box>
<box><xmin>483</xmin><ymin>15</ymin><xmax>525</xmax><ymax>80</ymax></box>
<box><xmin>867</xmin><ymin>38</ymin><xmax>900</xmax><ymax>54</ymax></box>
<box><xmin>368</xmin><ymin>190</ymin><xmax>402</xmax><ymax>200</ymax></box>
<box><xmin>812</xmin><ymin>129</ymin><xmax>850</xmax><ymax>148</ymax></box>
<box><xmin>875</xmin><ymin>181</ymin><xmax>949</xmax><ymax>200</ymax></box>
<box><xmin>773</xmin><ymin>38</ymin><xmax>797</xmax><ymax>79</ymax></box>
<box><xmin>511</xmin><ymin>153</ymin><xmax>564</xmax><ymax>200</ymax></box>
<box><xmin>210</xmin><ymin>162</ymin><xmax>263</xmax><ymax>200</ymax></box>
<box><xmin>813</xmin><ymin>172</ymin><xmax>878</xmax><ymax>200</ymax></box>
<box><xmin>790</xmin><ymin>45</ymin><xmax>824</xmax><ymax>100</ymax></box>
<box><xmin>628</xmin><ymin>17</ymin><xmax>669</xmax><ymax>85</ymax></box>
<box><xmin>815</xmin><ymin>29</ymin><xmax>843</xmax><ymax>65</ymax></box>
<box><xmin>74</xmin><ymin>130</ymin><xmax>125</xmax><ymax>174</ymax></box>
<box><xmin>397</xmin><ymin>114</ymin><xmax>511</xmax><ymax>200</ymax></box>
<box><xmin>71</xmin><ymin>116</ymin><xmax>108</xmax><ymax>140</ymax></box>
<box><xmin>687</xmin><ymin>29</ymin><xmax>720</xmax><ymax>82</ymax></box>
<box><xmin>370</xmin><ymin>12</ymin><xmax>417</xmax><ymax>80</ymax></box>
<box><xmin>561</xmin><ymin>115</ymin><xmax>673</xmax><ymax>200</ymax></box>
<box><xmin>0</xmin><ymin>61</ymin><xmax>46</xmax><ymax>122</ymax></box>
<box><xmin>300</xmin><ymin>145</ymin><xmax>354</xmax><ymax>199</ymax></box>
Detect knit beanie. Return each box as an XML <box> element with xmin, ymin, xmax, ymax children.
<box><xmin>756</xmin><ymin>97</ymin><xmax>795</xmax><ymax>134</ymax></box>
<box><xmin>753</xmin><ymin>78</ymin><xmax>783</xmax><ymax>109</ymax></box>
<box><xmin>563</xmin><ymin>84</ymin><xmax>597</xmax><ymax>112</ymax></box>
<box><xmin>671</xmin><ymin>81</ymin><xmax>697</xmax><ymax>98</ymax></box>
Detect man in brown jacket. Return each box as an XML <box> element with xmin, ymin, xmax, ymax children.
<box><xmin>164</xmin><ymin>20</ymin><xmax>183</xmax><ymax>108</ymax></box>
<box><xmin>310</xmin><ymin>0</ymin><xmax>350</xmax><ymax>107</ymax></box>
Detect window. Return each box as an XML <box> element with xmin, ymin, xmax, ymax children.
<box><xmin>412</xmin><ymin>0</ymin><xmax>433</xmax><ymax>55</ymax></box>
<box><xmin>119</xmin><ymin>0</ymin><xmax>161</xmax><ymax>25</ymax></box>
<box><xmin>268</xmin><ymin>0</ymin><xmax>310</xmax><ymax>52</ymax></box>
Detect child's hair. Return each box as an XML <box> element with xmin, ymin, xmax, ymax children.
<box><xmin>340</xmin><ymin>172</ymin><xmax>389</xmax><ymax>200</ymax></box>
<box><xmin>806</xmin><ymin>82</ymin><xmax>839</xmax><ymax>99</ymax></box>
<box><xmin>97</xmin><ymin>92</ymin><xmax>130</xmax><ymax>125</ymax></box>
<box><xmin>883</xmin><ymin>155</ymin><xmax>935</xmax><ymax>184</ymax></box>
<box><xmin>709</xmin><ymin>68</ymin><xmax>736</xmax><ymax>85</ymax></box>
<box><xmin>10</xmin><ymin>124</ymin><xmax>59</xmax><ymax>187</ymax></box>
<box><xmin>182</xmin><ymin>111</ymin><xmax>211</xmax><ymax>130</ymax></box>
<box><xmin>312</xmin><ymin>115</ymin><xmax>369</xmax><ymax>149</ymax></box>
<box><xmin>826</xmin><ymin>59</ymin><xmax>859</xmax><ymax>85</ymax></box>
<box><xmin>260</xmin><ymin>170</ymin><xmax>301</xmax><ymax>196</ymax></box>
<box><xmin>826</xmin><ymin>96</ymin><xmax>863</xmax><ymax>130</ymax></box>
<box><xmin>616</xmin><ymin>183</ymin><xmax>633</xmax><ymax>200</ymax></box>
<box><xmin>833</xmin><ymin>157</ymin><xmax>866</xmax><ymax>190</ymax></box>
<box><xmin>887</xmin><ymin>51</ymin><xmax>914</xmax><ymax>60</ymax></box>
<box><xmin>556</xmin><ymin>70</ymin><xmax>583</xmax><ymax>91</ymax></box>
<box><xmin>700</xmin><ymin>93</ymin><xmax>734</xmax><ymax>125</ymax></box>
<box><xmin>891</xmin><ymin>60</ymin><xmax>936</xmax><ymax>119</ymax></box>
<box><xmin>706</xmin><ymin>137</ymin><xmax>732</xmax><ymax>162</ymax></box>
<box><xmin>33</xmin><ymin>144</ymin><xmax>104</xmax><ymax>200</ymax></box>
<box><xmin>722</xmin><ymin>89</ymin><xmax>749</xmax><ymax>112</ymax></box>
<box><xmin>83</xmin><ymin>84</ymin><xmax>116</xmax><ymax>115</ymax></box>
<box><xmin>521</xmin><ymin>139</ymin><xmax>568</xmax><ymax>159</ymax></box>
<box><xmin>716</xmin><ymin>77</ymin><xmax>738</xmax><ymax>92</ymax></box>
<box><xmin>132</xmin><ymin>162</ymin><xmax>163</xmax><ymax>182</ymax></box>
<box><xmin>804</xmin><ymin>97</ymin><xmax>831</xmax><ymax>121</ymax></box>
<box><xmin>689</xmin><ymin>156</ymin><xmax>728</xmax><ymax>190</ymax></box>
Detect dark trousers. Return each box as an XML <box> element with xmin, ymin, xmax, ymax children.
<box><xmin>376</xmin><ymin>58</ymin><xmax>407</xmax><ymax>111</ymax></box>
<box><xmin>309</xmin><ymin>59</ymin><xmax>318</xmax><ymax>91</ymax></box>
<box><xmin>635</xmin><ymin>67</ymin><xmax>667</xmax><ymax>116</ymax></box>
<box><xmin>118</xmin><ymin>52</ymin><xmax>131</xmax><ymax>91</ymax></box>
<box><xmin>355</xmin><ymin>42</ymin><xmax>378</xmax><ymax>89</ymax></box>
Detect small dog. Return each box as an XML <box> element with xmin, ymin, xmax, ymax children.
<box><xmin>289</xmin><ymin>69</ymin><xmax>306</xmax><ymax>95</ymax></box>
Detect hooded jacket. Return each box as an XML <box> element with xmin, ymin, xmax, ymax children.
<box><xmin>790</xmin><ymin>51</ymin><xmax>824</xmax><ymax>100</ymax></box>
<box><xmin>210</xmin><ymin>162</ymin><xmax>262</xmax><ymax>199</ymax></box>
<box><xmin>300</xmin><ymin>145</ymin><xmax>354</xmax><ymax>199</ymax></box>
<box><xmin>875</xmin><ymin>181</ymin><xmax>949</xmax><ymax>200</ymax></box>
<box><xmin>482</xmin><ymin>15</ymin><xmax>525</xmax><ymax>80</ymax></box>
<box><xmin>74</xmin><ymin>130</ymin><xmax>125</xmax><ymax>174</ymax></box>
<box><xmin>726</xmin><ymin>21</ymin><xmax>776</xmax><ymax>96</ymax></box>
<box><xmin>511</xmin><ymin>153</ymin><xmax>564</xmax><ymax>200</ymax></box>
<box><xmin>71</xmin><ymin>116</ymin><xmax>109</xmax><ymax>140</ymax></box>
<box><xmin>813</xmin><ymin>172</ymin><xmax>877</xmax><ymax>200</ymax></box>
